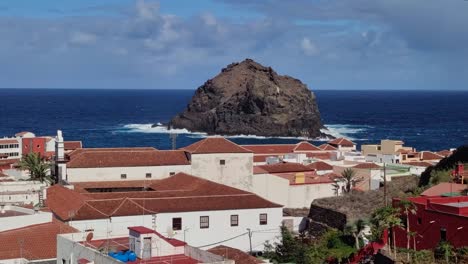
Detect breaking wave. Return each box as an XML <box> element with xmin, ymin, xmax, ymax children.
<box><xmin>321</xmin><ymin>124</ymin><xmax>371</xmax><ymax>140</ymax></box>
<box><xmin>119</xmin><ymin>123</ymin><xmax>370</xmax><ymax>141</ymax></box>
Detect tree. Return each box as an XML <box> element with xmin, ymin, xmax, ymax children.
<box><xmin>435</xmin><ymin>241</ymin><xmax>455</xmax><ymax>264</ymax></box>
<box><xmin>370</xmin><ymin>206</ymin><xmax>401</xmax><ymax>257</ymax></box>
<box><xmin>399</xmin><ymin>199</ymin><xmax>417</xmax><ymax>262</ymax></box>
<box><xmin>429</xmin><ymin>169</ymin><xmax>452</xmax><ymax>186</ymax></box>
<box><xmin>339</xmin><ymin>168</ymin><xmax>362</xmax><ymax>193</ymax></box>
<box><xmin>273</xmin><ymin>225</ymin><xmax>306</xmax><ymax>263</ymax></box>
<box><xmin>345</xmin><ymin>219</ymin><xmax>367</xmax><ymax>250</ymax></box>
<box><xmin>18</xmin><ymin>152</ymin><xmax>53</xmax><ymax>184</ymax></box>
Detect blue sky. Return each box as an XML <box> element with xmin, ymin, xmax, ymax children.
<box><xmin>0</xmin><ymin>0</ymin><xmax>467</xmax><ymax>90</ymax></box>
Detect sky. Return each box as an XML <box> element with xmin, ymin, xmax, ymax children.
<box><xmin>0</xmin><ymin>0</ymin><xmax>467</xmax><ymax>90</ymax></box>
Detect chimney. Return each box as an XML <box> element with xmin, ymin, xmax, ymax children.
<box><xmin>294</xmin><ymin>173</ymin><xmax>305</xmax><ymax>184</ymax></box>
<box><xmin>55</xmin><ymin>130</ymin><xmax>67</xmax><ymax>183</ymax></box>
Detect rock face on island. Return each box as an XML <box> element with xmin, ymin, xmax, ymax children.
<box><xmin>168</xmin><ymin>59</ymin><xmax>324</xmax><ymax>138</ymax></box>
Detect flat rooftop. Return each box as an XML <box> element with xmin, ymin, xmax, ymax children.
<box><xmin>0</xmin><ymin>210</ymin><xmax>28</xmax><ymax>217</ymax></box>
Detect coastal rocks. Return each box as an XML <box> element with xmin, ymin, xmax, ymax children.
<box><xmin>168</xmin><ymin>59</ymin><xmax>324</xmax><ymax>138</ymax></box>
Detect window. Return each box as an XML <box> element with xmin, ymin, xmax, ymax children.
<box><xmin>172</xmin><ymin>217</ymin><xmax>182</xmax><ymax>230</ymax></box>
<box><xmin>260</xmin><ymin>214</ymin><xmax>267</xmax><ymax>225</ymax></box>
<box><xmin>121</xmin><ymin>174</ymin><xmax>127</xmax><ymax>179</ymax></box>
<box><xmin>231</xmin><ymin>215</ymin><xmax>239</xmax><ymax>226</ymax></box>
<box><xmin>146</xmin><ymin>173</ymin><xmax>152</xmax><ymax>178</ymax></box>
<box><xmin>62</xmin><ymin>259</ymin><xmax>67</xmax><ymax>264</ymax></box>
<box><xmin>200</xmin><ymin>216</ymin><xmax>209</xmax><ymax>229</ymax></box>
<box><xmin>169</xmin><ymin>172</ymin><xmax>175</xmax><ymax>176</ymax></box>
<box><xmin>220</xmin><ymin>159</ymin><xmax>226</xmax><ymax>165</ymax></box>
<box><xmin>417</xmin><ymin>217</ymin><xmax>422</xmax><ymax>225</ymax></box>
<box><xmin>440</xmin><ymin>228</ymin><xmax>447</xmax><ymax>241</ymax></box>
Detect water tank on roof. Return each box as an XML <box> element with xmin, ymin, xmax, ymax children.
<box><xmin>266</xmin><ymin>156</ymin><xmax>280</xmax><ymax>164</ymax></box>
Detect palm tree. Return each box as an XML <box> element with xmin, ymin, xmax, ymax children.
<box><xmin>345</xmin><ymin>219</ymin><xmax>367</xmax><ymax>250</ymax></box>
<box><xmin>18</xmin><ymin>152</ymin><xmax>53</xmax><ymax>184</ymax></box>
<box><xmin>340</xmin><ymin>168</ymin><xmax>362</xmax><ymax>193</ymax></box>
<box><xmin>371</xmin><ymin>206</ymin><xmax>401</xmax><ymax>258</ymax></box>
<box><xmin>399</xmin><ymin>199</ymin><xmax>417</xmax><ymax>262</ymax></box>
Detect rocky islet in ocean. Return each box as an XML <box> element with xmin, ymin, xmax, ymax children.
<box><xmin>166</xmin><ymin>58</ymin><xmax>324</xmax><ymax>138</ymax></box>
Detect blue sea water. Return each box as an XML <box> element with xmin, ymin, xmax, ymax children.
<box><xmin>0</xmin><ymin>89</ymin><xmax>467</xmax><ymax>151</ymax></box>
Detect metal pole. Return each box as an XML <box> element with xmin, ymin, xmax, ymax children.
<box><xmin>247</xmin><ymin>228</ymin><xmax>253</xmax><ymax>254</ymax></box>
<box><xmin>384</xmin><ymin>163</ymin><xmax>388</xmax><ymax>207</ymax></box>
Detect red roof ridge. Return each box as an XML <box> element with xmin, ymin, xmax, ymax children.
<box><xmin>182</xmin><ymin>137</ymin><xmax>252</xmax><ymax>154</ymax></box>
<box><xmin>328</xmin><ymin>137</ymin><xmax>355</xmax><ymax>146</ymax></box>
<box><xmin>293</xmin><ymin>141</ymin><xmax>321</xmax><ymax>151</ymax></box>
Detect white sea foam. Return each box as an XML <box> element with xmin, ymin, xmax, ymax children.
<box><xmin>321</xmin><ymin>124</ymin><xmax>371</xmax><ymax>140</ymax></box>
<box><xmin>121</xmin><ymin>124</ymin><xmax>207</xmax><ymax>135</ymax></box>
<box><xmin>120</xmin><ymin>123</ymin><xmax>369</xmax><ymax>141</ymax></box>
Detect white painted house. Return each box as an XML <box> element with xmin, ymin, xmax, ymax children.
<box><xmin>252</xmin><ymin>162</ymin><xmax>343</xmax><ymax>208</ymax></box>
<box><xmin>47</xmin><ymin>173</ymin><xmax>283</xmax><ymax>252</ymax></box>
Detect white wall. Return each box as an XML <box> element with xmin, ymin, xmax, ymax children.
<box><xmin>0</xmin><ymin>181</ymin><xmax>46</xmax><ymax>205</ymax></box>
<box><xmin>66</xmin><ymin>165</ymin><xmax>191</xmax><ymax>182</ymax></box>
<box><xmin>0</xmin><ymin>206</ymin><xmax>52</xmax><ymax>231</ymax></box>
<box><xmin>252</xmin><ymin>173</ymin><xmax>338</xmax><ymax>208</ymax></box>
<box><xmin>70</xmin><ymin>207</ymin><xmax>282</xmax><ymax>252</ymax></box>
<box><xmin>190</xmin><ymin>153</ymin><xmax>254</xmax><ymax>191</ymax></box>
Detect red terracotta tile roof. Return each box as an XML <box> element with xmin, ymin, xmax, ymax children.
<box><xmin>405</xmin><ymin>161</ymin><xmax>433</xmax><ymax>167</ymax></box>
<box><xmin>421</xmin><ymin>183</ymin><xmax>467</xmax><ymax>197</ymax></box>
<box><xmin>253</xmin><ymin>155</ymin><xmax>272</xmax><ymax>163</ymax></box>
<box><xmin>0</xmin><ymin>220</ymin><xmax>77</xmax><ymax>261</ymax></box>
<box><xmin>241</xmin><ymin>144</ymin><xmax>296</xmax><ymax>154</ymax></box>
<box><xmin>293</xmin><ymin>141</ymin><xmax>321</xmax><ymax>152</ymax></box>
<box><xmin>182</xmin><ymin>137</ymin><xmax>252</xmax><ymax>154</ymax></box>
<box><xmin>72</xmin><ymin>180</ymin><xmax>162</xmax><ymax>192</ymax></box>
<box><xmin>307</xmin><ymin>161</ymin><xmax>333</xmax><ymax>171</ymax></box>
<box><xmin>64</xmin><ymin>141</ymin><xmax>83</xmax><ymax>150</ymax></box>
<box><xmin>420</xmin><ymin>151</ymin><xmax>444</xmax><ymax>161</ymax></box>
<box><xmin>208</xmin><ymin>245</ymin><xmax>264</xmax><ymax>264</ymax></box>
<box><xmin>436</xmin><ymin>150</ymin><xmax>453</xmax><ymax>157</ymax></box>
<box><xmin>47</xmin><ymin>173</ymin><xmax>282</xmax><ymax>221</ymax></box>
<box><xmin>328</xmin><ymin>137</ymin><xmax>355</xmax><ymax>147</ymax></box>
<box><xmin>305</xmin><ymin>152</ymin><xmax>333</xmax><ymax>160</ymax></box>
<box><xmin>253</xmin><ymin>162</ymin><xmax>314</xmax><ymax>174</ymax></box>
<box><xmin>318</xmin><ymin>144</ymin><xmax>337</xmax><ymax>151</ymax></box>
<box><xmin>0</xmin><ymin>139</ymin><xmax>19</xmax><ymax>144</ymax></box>
<box><xmin>67</xmin><ymin>149</ymin><xmax>189</xmax><ymax>168</ymax></box>
<box><xmin>353</xmin><ymin>163</ymin><xmax>381</xmax><ymax>169</ymax></box>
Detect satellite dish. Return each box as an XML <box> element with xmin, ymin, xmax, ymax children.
<box><xmin>166</xmin><ymin>228</ymin><xmax>175</xmax><ymax>238</ymax></box>
<box><xmin>86</xmin><ymin>232</ymin><xmax>94</xmax><ymax>242</ymax></box>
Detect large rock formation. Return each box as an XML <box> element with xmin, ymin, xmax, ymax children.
<box><xmin>168</xmin><ymin>59</ymin><xmax>324</xmax><ymax>138</ymax></box>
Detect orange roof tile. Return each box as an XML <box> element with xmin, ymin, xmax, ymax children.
<box><xmin>182</xmin><ymin>137</ymin><xmax>252</xmax><ymax>154</ymax></box>
<box><xmin>64</xmin><ymin>141</ymin><xmax>82</xmax><ymax>150</ymax></box>
<box><xmin>436</xmin><ymin>150</ymin><xmax>453</xmax><ymax>157</ymax></box>
<box><xmin>319</xmin><ymin>144</ymin><xmax>337</xmax><ymax>151</ymax></box>
<box><xmin>47</xmin><ymin>173</ymin><xmax>282</xmax><ymax>221</ymax></box>
<box><xmin>254</xmin><ymin>162</ymin><xmax>314</xmax><ymax>174</ymax></box>
<box><xmin>420</xmin><ymin>151</ymin><xmax>444</xmax><ymax>161</ymax></box>
<box><xmin>353</xmin><ymin>163</ymin><xmax>381</xmax><ymax>169</ymax></box>
<box><xmin>67</xmin><ymin>149</ymin><xmax>189</xmax><ymax>168</ymax></box>
<box><xmin>293</xmin><ymin>141</ymin><xmax>321</xmax><ymax>152</ymax></box>
<box><xmin>307</xmin><ymin>161</ymin><xmax>333</xmax><ymax>171</ymax></box>
<box><xmin>241</xmin><ymin>144</ymin><xmax>296</xmax><ymax>154</ymax></box>
<box><xmin>0</xmin><ymin>139</ymin><xmax>19</xmax><ymax>144</ymax></box>
<box><xmin>421</xmin><ymin>182</ymin><xmax>467</xmax><ymax>197</ymax></box>
<box><xmin>0</xmin><ymin>220</ymin><xmax>77</xmax><ymax>261</ymax></box>
<box><xmin>273</xmin><ymin>171</ymin><xmax>335</xmax><ymax>185</ymax></box>
<box><xmin>208</xmin><ymin>245</ymin><xmax>264</xmax><ymax>264</ymax></box>
<box><xmin>328</xmin><ymin>138</ymin><xmax>355</xmax><ymax>147</ymax></box>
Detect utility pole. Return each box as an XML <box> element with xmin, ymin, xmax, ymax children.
<box><xmin>169</xmin><ymin>126</ymin><xmax>177</xmax><ymax>150</ymax></box>
<box><xmin>383</xmin><ymin>163</ymin><xmax>388</xmax><ymax>207</ymax></box>
<box><xmin>246</xmin><ymin>228</ymin><xmax>253</xmax><ymax>255</ymax></box>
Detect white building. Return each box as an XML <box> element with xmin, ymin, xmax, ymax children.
<box><xmin>47</xmin><ymin>173</ymin><xmax>283</xmax><ymax>252</ymax></box>
<box><xmin>0</xmin><ymin>181</ymin><xmax>47</xmax><ymax>206</ymax></box>
<box><xmin>252</xmin><ymin>162</ymin><xmax>343</xmax><ymax>208</ymax></box>
<box><xmin>59</xmin><ymin>147</ymin><xmax>192</xmax><ymax>183</ymax></box>
<box><xmin>57</xmin><ymin>226</ymin><xmax>233</xmax><ymax>264</ymax></box>
<box><xmin>0</xmin><ymin>138</ymin><xmax>21</xmax><ymax>160</ymax></box>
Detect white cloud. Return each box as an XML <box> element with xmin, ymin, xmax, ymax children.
<box><xmin>301</xmin><ymin>37</ymin><xmax>319</xmax><ymax>56</ymax></box>
<box><xmin>135</xmin><ymin>0</ymin><xmax>160</xmax><ymax>20</ymax></box>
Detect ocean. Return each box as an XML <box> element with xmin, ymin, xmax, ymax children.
<box><xmin>0</xmin><ymin>89</ymin><xmax>467</xmax><ymax>151</ymax></box>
